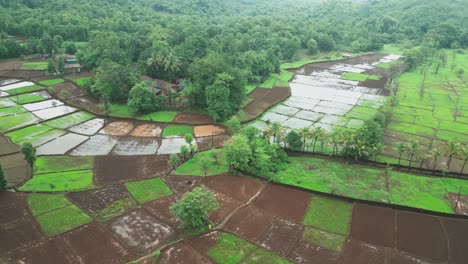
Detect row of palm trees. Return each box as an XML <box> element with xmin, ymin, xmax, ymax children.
<box><xmin>262</xmin><ymin>121</ymin><xmax>468</xmax><ymax>174</ymax></box>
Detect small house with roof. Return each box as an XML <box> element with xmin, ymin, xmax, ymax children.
<box><xmin>141</xmin><ymin>75</ymin><xmax>179</xmax><ymax>96</ymax></box>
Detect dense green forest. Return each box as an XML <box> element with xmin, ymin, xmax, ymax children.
<box><xmin>0</xmin><ymin>0</ymin><xmax>467</xmax><ymax>120</ymax></box>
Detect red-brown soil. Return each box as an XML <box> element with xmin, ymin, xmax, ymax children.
<box><xmin>193</xmin><ymin>125</ymin><xmax>228</xmax><ymax>138</ymax></box>
<box><xmin>196</xmin><ymin>135</ymin><xmax>230</xmax><ymax>151</ymax></box>
<box><xmin>130</xmin><ymin>124</ymin><xmax>163</xmax><ymax>137</ymax></box>
<box><xmin>349</xmin><ymin>204</ymin><xmax>395</xmax><ymax>248</ymax></box>
<box><xmin>256</xmin><ymin>217</ymin><xmax>303</xmax><ymax>257</ymax></box>
<box><xmin>187</xmin><ymin>231</ymin><xmax>220</xmax><ymax>254</ymax></box>
<box><xmin>202</xmin><ymin>174</ymin><xmax>264</xmax><ymax>203</ymax></box>
<box><xmin>224</xmin><ymin>204</ymin><xmax>275</xmax><ymax>241</ymax></box>
<box><xmin>289</xmin><ymin>239</ymin><xmax>339</xmax><ymax>264</ymax></box>
<box><xmin>67</xmin><ymin>185</ymin><xmax>135</xmax><ymax>215</ymax></box>
<box><xmin>67</xmin><ymin>96</ymin><xmax>105</xmax><ymax>115</ymax></box>
<box><xmin>0</xmin><ymin>153</ymin><xmax>30</xmax><ymax>188</ymax></box>
<box><xmin>158</xmin><ymin>242</ymin><xmax>215</xmax><ymax>264</ymax></box>
<box><xmin>242</xmin><ymin>87</ymin><xmax>291</xmax><ymax>122</ymax></box>
<box><xmin>252</xmin><ymin>184</ymin><xmax>312</xmax><ymax>223</ymax></box>
<box><xmin>395</xmin><ymin>211</ymin><xmax>448</xmax><ymax>262</ymax></box>
<box><xmin>161</xmin><ymin>174</ymin><xmax>201</xmax><ymax>194</ymax></box>
<box><xmin>339</xmin><ymin>239</ymin><xmax>388</xmax><ymax>264</ymax></box>
<box><xmin>51</xmin><ymin>81</ymin><xmax>85</xmax><ymax>100</ymax></box>
<box><xmin>173</xmin><ymin>113</ymin><xmax>213</xmax><ymax>125</ymax></box>
<box><xmin>99</xmin><ymin>121</ymin><xmax>135</xmax><ymax>136</ymax></box>
<box><xmin>440</xmin><ymin>217</ymin><xmax>468</xmax><ymax>264</ymax></box>
<box><xmin>6</xmin><ymin>238</ymin><xmax>74</xmax><ymax>264</ymax></box>
<box><xmin>0</xmin><ymin>192</ymin><xmax>29</xmax><ymax>226</ymax></box>
<box><xmin>0</xmin><ymin>218</ymin><xmax>45</xmax><ymax>255</ymax></box>
<box><xmin>143</xmin><ymin>194</ymin><xmax>181</xmax><ymax>229</ymax></box>
<box><xmin>0</xmin><ymin>135</ymin><xmax>19</xmax><ymax>156</ymax></box>
<box><xmin>58</xmin><ymin>222</ymin><xmax>134</xmax><ymax>264</ymax></box>
<box><xmin>208</xmin><ymin>190</ymin><xmax>243</xmax><ymax>225</ymax></box>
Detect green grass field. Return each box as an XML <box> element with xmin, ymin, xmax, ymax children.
<box><xmin>270</xmin><ymin>157</ymin><xmax>468</xmax><ymax>214</ymax></box>
<box><xmin>0</xmin><ymin>112</ymin><xmax>40</xmax><ymax>132</ymax></box>
<box><xmin>39</xmin><ymin>78</ymin><xmax>64</xmax><ymax>86</ymax></box>
<box><xmin>43</xmin><ymin>111</ymin><xmax>95</xmax><ymax>129</ymax></box>
<box><xmin>93</xmin><ymin>198</ymin><xmax>138</xmax><ymax>223</ymax></box>
<box><xmin>341</xmin><ymin>72</ymin><xmax>380</xmax><ymax>82</ymax></box>
<box><xmin>302</xmin><ymin>226</ymin><xmax>346</xmax><ymax>252</ymax></box>
<box><xmin>175</xmin><ymin>149</ymin><xmax>229</xmax><ymax>176</ymax></box>
<box><xmin>28</xmin><ymin>193</ymin><xmax>71</xmax><ymax>216</ymax></box>
<box><xmin>5</xmin><ymin>124</ymin><xmax>53</xmax><ymax>143</ymax></box>
<box><xmin>125</xmin><ymin>178</ymin><xmax>173</xmax><ymax>204</ymax></box>
<box><xmin>10</xmin><ymin>93</ymin><xmax>47</xmax><ymax>104</ymax></box>
<box><xmin>20</xmin><ymin>61</ymin><xmax>48</xmax><ymax>70</ymax></box>
<box><xmin>136</xmin><ymin>111</ymin><xmax>178</xmax><ymax>122</ymax></box>
<box><xmin>34</xmin><ymin>156</ymin><xmax>94</xmax><ymax>174</ymax></box>
<box><xmin>36</xmin><ymin>204</ymin><xmax>92</xmax><ymax>236</ymax></box>
<box><xmin>162</xmin><ymin>125</ymin><xmax>193</xmax><ymax>137</ymax></box>
<box><xmin>345</xmin><ymin>106</ymin><xmax>379</xmax><ymax>121</ymax></box>
<box><xmin>0</xmin><ymin>105</ymin><xmax>27</xmax><ymax>117</ymax></box>
<box><xmin>6</xmin><ymin>85</ymin><xmax>45</xmax><ymax>94</ymax></box>
<box><xmin>19</xmin><ymin>170</ymin><xmax>94</xmax><ymax>192</ymax></box>
<box><xmin>303</xmin><ymin>196</ymin><xmax>352</xmax><ymax>235</ymax></box>
<box><xmin>208</xmin><ymin>233</ymin><xmax>257</xmax><ymax>264</ymax></box>
<box><xmin>100</xmin><ymin>103</ymin><xmax>134</xmax><ymax>118</ymax></box>
<box><xmin>71</xmin><ymin>77</ymin><xmax>92</xmax><ymax>87</ymax></box>
<box><xmin>241</xmin><ymin>248</ymin><xmax>292</xmax><ymax>264</ymax></box>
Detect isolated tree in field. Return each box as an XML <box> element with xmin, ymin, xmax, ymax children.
<box><xmin>20</xmin><ymin>143</ymin><xmax>36</xmax><ymax>169</ymax></box>
<box><xmin>47</xmin><ymin>58</ymin><xmax>55</xmax><ymax>74</ymax></box>
<box><xmin>180</xmin><ymin>145</ymin><xmax>190</xmax><ymax>161</ymax></box>
<box><xmin>171</xmin><ymin>185</ymin><xmax>219</xmax><ymax>230</ymax></box>
<box><xmin>286</xmin><ymin>130</ymin><xmax>303</xmax><ymax>151</ymax></box>
<box><xmin>225</xmin><ymin>115</ymin><xmax>241</xmax><ymax>135</ymax></box>
<box><xmin>127</xmin><ymin>82</ymin><xmax>156</xmax><ymax>113</ymax></box>
<box><xmin>57</xmin><ymin>56</ymin><xmax>65</xmax><ymax>75</ymax></box>
<box><xmin>445</xmin><ymin>141</ymin><xmax>461</xmax><ymax>171</ymax></box>
<box><xmin>199</xmin><ymin>157</ymin><xmax>210</xmax><ymax>176</ymax></box>
<box><xmin>459</xmin><ymin>146</ymin><xmax>468</xmax><ymax>174</ymax></box>
<box><xmin>184</xmin><ymin>133</ymin><xmax>193</xmax><ymax>146</ymax></box>
<box><xmin>265</xmin><ymin>122</ymin><xmax>282</xmax><ymax>143</ymax></box>
<box><xmin>431</xmin><ymin>149</ymin><xmax>443</xmax><ymax>172</ymax></box>
<box><xmin>406</xmin><ymin>141</ymin><xmax>420</xmax><ymax>169</ymax></box>
<box><xmin>0</xmin><ymin>163</ymin><xmax>7</xmax><ymax>191</ymax></box>
<box><xmin>168</xmin><ymin>154</ymin><xmax>180</xmax><ymax>170</ymax></box>
<box><xmin>396</xmin><ymin>143</ymin><xmax>407</xmax><ymax>167</ymax></box>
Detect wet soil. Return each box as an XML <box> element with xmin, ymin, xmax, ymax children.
<box><xmin>350</xmin><ymin>204</ymin><xmax>395</xmax><ymax>248</ymax></box>
<box><xmin>173</xmin><ymin>113</ymin><xmax>213</xmax><ymax>125</ymax></box>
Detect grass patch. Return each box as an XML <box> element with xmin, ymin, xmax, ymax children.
<box><xmin>0</xmin><ymin>112</ymin><xmax>39</xmax><ymax>132</ymax></box>
<box><xmin>5</xmin><ymin>124</ymin><xmax>53</xmax><ymax>143</ymax></box>
<box><xmin>245</xmin><ymin>84</ymin><xmax>257</xmax><ymax>94</ymax></box>
<box><xmin>10</xmin><ymin>93</ymin><xmax>47</xmax><ymax>104</ymax></box>
<box><xmin>136</xmin><ymin>111</ymin><xmax>178</xmax><ymax>122</ymax></box>
<box><xmin>175</xmin><ymin>149</ymin><xmax>228</xmax><ymax>176</ymax></box>
<box><xmin>28</xmin><ymin>193</ymin><xmax>71</xmax><ymax>216</ymax></box>
<box><xmin>162</xmin><ymin>125</ymin><xmax>193</xmax><ymax>137</ymax></box>
<box><xmin>39</xmin><ymin>78</ymin><xmax>64</xmax><ymax>86</ymax></box>
<box><xmin>241</xmin><ymin>248</ymin><xmax>292</xmax><ymax>264</ymax></box>
<box><xmin>303</xmin><ymin>196</ymin><xmax>352</xmax><ymax>235</ymax></box>
<box><xmin>0</xmin><ymin>105</ymin><xmax>27</xmax><ymax>116</ymax></box>
<box><xmin>36</xmin><ymin>204</ymin><xmax>92</xmax><ymax>236</ymax></box>
<box><xmin>341</xmin><ymin>72</ymin><xmax>380</xmax><ymax>82</ymax></box>
<box><xmin>345</xmin><ymin>106</ymin><xmax>379</xmax><ymax>121</ymax></box>
<box><xmin>302</xmin><ymin>226</ymin><xmax>346</xmax><ymax>253</ymax></box>
<box><xmin>19</xmin><ymin>170</ymin><xmax>94</xmax><ymax>192</ymax></box>
<box><xmin>21</xmin><ymin>61</ymin><xmax>48</xmax><ymax>70</ymax></box>
<box><xmin>93</xmin><ymin>198</ymin><xmax>137</xmax><ymax>223</ymax></box>
<box><xmin>5</xmin><ymin>85</ymin><xmax>45</xmax><ymax>95</ymax></box>
<box><xmin>72</xmin><ymin>77</ymin><xmax>92</xmax><ymax>87</ymax></box>
<box><xmin>125</xmin><ymin>178</ymin><xmax>173</xmax><ymax>204</ymax></box>
<box><xmin>43</xmin><ymin>111</ymin><xmax>94</xmax><ymax>129</ymax></box>
<box><xmin>208</xmin><ymin>232</ymin><xmax>257</xmax><ymax>264</ymax></box>
<box><xmin>34</xmin><ymin>156</ymin><xmax>94</xmax><ymax>174</ymax></box>
<box><xmin>98</xmin><ymin>103</ymin><xmax>134</xmax><ymax>118</ymax></box>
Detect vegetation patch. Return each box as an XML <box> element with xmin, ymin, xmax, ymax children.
<box><xmin>6</xmin><ymin>85</ymin><xmax>45</xmax><ymax>95</ymax></box>
<box><xmin>0</xmin><ymin>112</ymin><xmax>39</xmax><ymax>132</ymax></box>
<box><xmin>10</xmin><ymin>93</ymin><xmax>47</xmax><ymax>104</ymax></box>
<box><xmin>0</xmin><ymin>105</ymin><xmax>27</xmax><ymax>116</ymax></box>
<box><xmin>175</xmin><ymin>149</ymin><xmax>228</xmax><ymax>176</ymax></box>
<box><xmin>5</xmin><ymin>124</ymin><xmax>53</xmax><ymax>143</ymax></box>
<box><xmin>208</xmin><ymin>232</ymin><xmax>257</xmax><ymax>264</ymax></box>
<box><xmin>36</xmin><ymin>204</ymin><xmax>92</xmax><ymax>236</ymax></box>
<box><xmin>125</xmin><ymin>177</ymin><xmax>173</xmax><ymax>204</ymax></box>
<box><xmin>28</xmin><ymin>193</ymin><xmax>71</xmax><ymax>216</ymax></box>
<box><xmin>93</xmin><ymin>198</ymin><xmax>138</xmax><ymax>223</ymax></box>
<box><xmin>43</xmin><ymin>111</ymin><xmax>95</xmax><ymax>129</ymax></box>
<box><xmin>136</xmin><ymin>111</ymin><xmax>178</xmax><ymax>122</ymax></box>
<box><xmin>302</xmin><ymin>226</ymin><xmax>346</xmax><ymax>252</ymax></box>
<box><xmin>345</xmin><ymin>106</ymin><xmax>379</xmax><ymax>121</ymax></box>
<box><xmin>20</xmin><ymin>61</ymin><xmax>48</xmax><ymax>70</ymax></box>
<box><xmin>303</xmin><ymin>195</ymin><xmax>352</xmax><ymax>235</ymax></box>
<box><xmin>19</xmin><ymin>170</ymin><xmax>94</xmax><ymax>192</ymax></box>
<box><xmin>72</xmin><ymin>77</ymin><xmax>93</xmax><ymax>87</ymax></box>
<box><xmin>162</xmin><ymin>125</ymin><xmax>193</xmax><ymax>137</ymax></box>
<box><xmin>39</xmin><ymin>78</ymin><xmax>65</xmax><ymax>86</ymax></box>
<box><xmin>34</xmin><ymin>156</ymin><xmax>94</xmax><ymax>174</ymax></box>
<box><xmin>241</xmin><ymin>248</ymin><xmax>292</xmax><ymax>264</ymax></box>
<box><xmin>341</xmin><ymin>72</ymin><xmax>380</xmax><ymax>82</ymax></box>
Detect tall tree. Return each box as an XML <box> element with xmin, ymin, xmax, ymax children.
<box><xmin>396</xmin><ymin>143</ymin><xmax>407</xmax><ymax>167</ymax></box>
<box><xmin>406</xmin><ymin>141</ymin><xmax>420</xmax><ymax>170</ymax></box>
<box><xmin>0</xmin><ymin>163</ymin><xmax>6</xmax><ymax>191</ymax></box>
<box><xmin>445</xmin><ymin>141</ymin><xmax>461</xmax><ymax>171</ymax></box>
<box><xmin>431</xmin><ymin>149</ymin><xmax>443</xmax><ymax>172</ymax></box>
<box><xmin>20</xmin><ymin>142</ymin><xmax>36</xmax><ymax>169</ymax></box>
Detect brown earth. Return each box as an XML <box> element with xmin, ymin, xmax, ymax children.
<box><xmin>187</xmin><ymin>231</ymin><xmax>221</xmax><ymax>255</ymax></box>
<box><xmin>158</xmin><ymin>242</ymin><xmax>215</xmax><ymax>264</ymax></box>
<box><xmin>253</xmin><ymin>184</ymin><xmax>312</xmax><ymax>223</ymax></box>
<box><xmin>440</xmin><ymin>217</ymin><xmax>468</xmax><ymax>264</ymax></box>
<box><xmin>99</xmin><ymin>121</ymin><xmax>135</xmax><ymax>136</ymax></box>
<box><xmin>0</xmin><ymin>61</ymin><xmax>23</xmax><ymax>71</ymax></box>
<box><xmin>0</xmin><ymin>135</ymin><xmax>19</xmax><ymax>156</ymax></box>
<box><xmin>129</xmin><ymin>123</ymin><xmax>163</xmax><ymax>137</ymax></box>
<box><xmin>0</xmin><ymin>218</ymin><xmax>45</xmax><ymax>255</ymax></box>
<box><xmin>50</xmin><ymin>81</ymin><xmax>85</xmax><ymax>100</ymax></box>
<box><xmin>193</xmin><ymin>125</ymin><xmax>228</xmax><ymax>138</ymax></box>
<box><xmin>242</xmin><ymin>86</ymin><xmax>291</xmax><ymax>122</ymax></box>
<box><xmin>395</xmin><ymin>211</ymin><xmax>448</xmax><ymax>262</ymax></box>
<box><xmin>289</xmin><ymin>239</ymin><xmax>339</xmax><ymax>264</ymax></box>
<box><xmin>143</xmin><ymin>194</ymin><xmax>181</xmax><ymax>229</ymax></box>
<box><xmin>0</xmin><ymin>153</ymin><xmax>30</xmax><ymax>188</ymax></box>
<box><xmin>349</xmin><ymin>204</ymin><xmax>396</xmax><ymax>248</ymax></box>
<box><xmin>247</xmin><ymin>87</ymin><xmax>270</xmax><ymax>101</ymax></box>
<box><xmin>6</xmin><ymin>238</ymin><xmax>74</xmax><ymax>264</ymax></box>
<box><xmin>449</xmin><ymin>193</ymin><xmax>468</xmax><ymax>216</ymax></box>
<box><xmin>208</xmin><ymin>190</ymin><xmax>243</xmax><ymax>225</ymax></box>
<box><xmin>67</xmin><ymin>96</ymin><xmax>105</xmax><ymax>115</ymax></box>
<box><xmin>173</xmin><ymin>113</ymin><xmax>213</xmax><ymax>125</ymax></box>
<box><xmin>196</xmin><ymin>135</ymin><xmax>230</xmax><ymax>151</ymax></box>
<box><xmin>161</xmin><ymin>174</ymin><xmax>201</xmax><ymax>194</ymax></box>
<box><xmin>202</xmin><ymin>174</ymin><xmax>264</xmax><ymax>203</ymax></box>
<box><xmin>339</xmin><ymin>240</ymin><xmax>388</xmax><ymax>264</ymax></box>
<box><xmin>58</xmin><ymin>222</ymin><xmax>134</xmax><ymax>264</ymax></box>
<box><xmin>67</xmin><ymin>185</ymin><xmax>135</xmax><ymax>215</ymax></box>
<box><xmin>0</xmin><ymin>70</ymin><xmax>45</xmax><ymax>79</ymax></box>
<box><xmin>224</xmin><ymin>204</ymin><xmax>275</xmax><ymax>241</ymax></box>
<box><xmin>256</xmin><ymin>217</ymin><xmax>303</xmax><ymax>257</ymax></box>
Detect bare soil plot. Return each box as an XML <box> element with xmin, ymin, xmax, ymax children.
<box><xmin>161</xmin><ymin>174</ymin><xmax>201</xmax><ymax>194</ymax></box>
<box><xmin>0</xmin><ymin>135</ymin><xmax>19</xmax><ymax>155</ymax></box>
<box><xmin>208</xmin><ymin>190</ymin><xmax>243</xmax><ymax>225</ymax></box>
<box><xmin>224</xmin><ymin>204</ymin><xmax>275</xmax><ymax>241</ymax></box>
<box><xmin>188</xmin><ymin>230</ymin><xmax>221</xmax><ymax>254</ymax></box>
<box><xmin>340</xmin><ymin>239</ymin><xmax>387</xmax><ymax>264</ymax></box>
<box><xmin>196</xmin><ymin>135</ymin><xmax>230</xmax><ymax>151</ymax></box>
<box><xmin>50</xmin><ymin>81</ymin><xmax>85</xmax><ymax>100</ymax></box>
<box><xmin>349</xmin><ymin>204</ymin><xmax>395</xmax><ymax>247</ymax></box>
<box><xmin>108</xmin><ymin>209</ymin><xmax>176</xmax><ymax>253</ymax></box>
<box><xmin>59</xmin><ymin>222</ymin><xmax>134</xmax><ymax>264</ymax></box>
<box><xmin>253</xmin><ymin>184</ymin><xmax>312</xmax><ymax>223</ymax></box>
<box><xmin>143</xmin><ymin>194</ymin><xmax>181</xmax><ymax>229</ymax></box>
<box><xmin>173</xmin><ymin>112</ymin><xmax>213</xmax><ymax>125</ymax></box>
<box><xmin>0</xmin><ymin>218</ymin><xmax>45</xmax><ymax>255</ymax></box>
<box><xmin>248</xmin><ymin>87</ymin><xmax>270</xmax><ymax>101</ymax></box>
<box><xmin>129</xmin><ymin>123</ymin><xmax>163</xmax><ymax>137</ymax></box>
<box><xmin>68</xmin><ymin>96</ymin><xmax>105</xmax><ymax>115</ymax></box>
<box><xmin>99</xmin><ymin>121</ymin><xmax>135</xmax><ymax>136</ymax></box>
<box><xmin>6</xmin><ymin>238</ymin><xmax>74</xmax><ymax>264</ymax></box>
<box><xmin>0</xmin><ymin>153</ymin><xmax>30</xmax><ymax>187</ymax></box>
<box><xmin>256</xmin><ymin>218</ymin><xmax>303</xmax><ymax>257</ymax></box>
<box><xmin>396</xmin><ymin>211</ymin><xmax>448</xmax><ymax>262</ymax></box>
<box><xmin>288</xmin><ymin>239</ymin><xmax>339</xmax><ymax>264</ymax></box>
<box><xmin>440</xmin><ymin>217</ymin><xmax>468</xmax><ymax>264</ymax></box>
<box><xmin>193</xmin><ymin>125</ymin><xmax>228</xmax><ymax>138</ymax></box>
<box><xmin>243</xmin><ymin>87</ymin><xmax>291</xmax><ymax>121</ymax></box>
<box><xmin>202</xmin><ymin>174</ymin><xmax>264</xmax><ymax>202</ymax></box>
<box><xmin>158</xmin><ymin>242</ymin><xmax>215</xmax><ymax>264</ymax></box>
<box><xmin>0</xmin><ymin>192</ymin><xmax>29</xmax><ymax>225</ymax></box>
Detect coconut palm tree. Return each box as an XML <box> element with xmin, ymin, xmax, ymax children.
<box><xmin>350</xmin><ymin>139</ymin><xmax>369</xmax><ymax>160</ymax></box>
<box><xmin>265</xmin><ymin>122</ymin><xmax>282</xmax><ymax>144</ymax></box>
<box><xmin>406</xmin><ymin>141</ymin><xmax>420</xmax><ymax>170</ymax></box>
<box><xmin>396</xmin><ymin>143</ymin><xmax>407</xmax><ymax>168</ymax></box>
<box><xmin>310</xmin><ymin>127</ymin><xmax>323</xmax><ymax>153</ymax></box>
<box><xmin>299</xmin><ymin>127</ymin><xmax>310</xmax><ymax>152</ymax></box>
<box><xmin>431</xmin><ymin>148</ymin><xmax>443</xmax><ymax>172</ymax></box>
<box><xmin>328</xmin><ymin>131</ymin><xmax>341</xmax><ymax>157</ymax></box>
<box><xmin>418</xmin><ymin>152</ymin><xmax>431</xmax><ymax>170</ymax></box>
<box><xmin>445</xmin><ymin>141</ymin><xmax>461</xmax><ymax>171</ymax></box>
<box><xmin>339</xmin><ymin>130</ymin><xmax>354</xmax><ymax>158</ymax></box>
<box><xmin>371</xmin><ymin>143</ymin><xmax>384</xmax><ymax>162</ymax></box>
<box><xmin>459</xmin><ymin>145</ymin><xmax>468</xmax><ymax>174</ymax></box>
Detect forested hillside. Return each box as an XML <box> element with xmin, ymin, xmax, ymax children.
<box><xmin>0</xmin><ymin>0</ymin><xmax>467</xmax><ymax>120</ymax></box>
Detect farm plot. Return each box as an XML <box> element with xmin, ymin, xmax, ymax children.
<box><xmin>43</xmin><ymin>111</ymin><xmax>95</xmax><ymax>129</ymax></box>
<box><xmin>381</xmin><ymin>50</ymin><xmax>468</xmax><ymax>172</ymax></box>
<box><xmin>9</xmin><ymin>91</ymin><xmax>51</xmax><ymax>104</ymax></box>
<box><xmin>69</xmin><ymin>118</ymin><xmax>105</xmax><ymax>135</ymax></box>
<box><xmin>70</xmin><ymin>134</ymin><xmax>118</xmax><ymax>156</ymax></box>
<box><xmin>111</xmin><ymin>137</ymin><xmax>159</xmax><ymax>156</ymax></box>
<box><xmin>252</xmin><ymin>54</ymin><xmax>397</xmax><ymax>134</ymax></box>
<box><xmin>36</xmin><ymin>133</ymin><xmax>89</xmax><ymax>155</ymax></box>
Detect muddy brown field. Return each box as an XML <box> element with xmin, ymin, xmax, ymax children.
<box><xmin>173</xmin><ymin>113</ymin><xmax>213</xmax><ymax>125</ymax></box>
